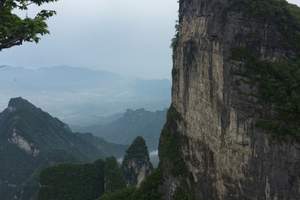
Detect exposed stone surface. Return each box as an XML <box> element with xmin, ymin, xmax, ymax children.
<box><xmin>159</xmin><ymin>0</ymin><xmax>300</xmax><ymax>200</ymax></box>
<box><xmin>122</xmin><ymin>136</ymin><xmax>153</xmax><ymax>187</ymax></box>
<box><xmin>8</xmin><ymin>129</ymin><xmax>40</xmax><ymax>157</ymax></box>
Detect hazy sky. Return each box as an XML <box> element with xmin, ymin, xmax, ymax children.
<box><xmin>0</xmin><ymin>0</ymin><xmax>178</xmax><ymax>79</ymax></box>
<box><xmin>0</xmin><ymin>0</ymin><xmax>299</xmax><ymax>79</ymax></box>
<box><xmin>290</xmin><ymin>0</ymin><xmax>300</xmax><ymax>5</ymax></box>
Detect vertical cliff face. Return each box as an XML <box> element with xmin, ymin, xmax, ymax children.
<box><xmin>159</xmin><ymin>0</ymin><xmax>300</xmax><ymax>200</ymax></box>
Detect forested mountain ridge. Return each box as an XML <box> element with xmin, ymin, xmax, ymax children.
<box><xmin>0</xmin><ymin>97</ymin><xmax>126</xmax><ymax>200</ymax></box>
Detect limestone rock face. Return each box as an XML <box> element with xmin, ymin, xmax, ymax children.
<box><xmin>159</xmin><ymin>0</ymin><xmax>300</xmax><ymax>200</ymax></box>
<box><xmin>122</xmin><ymin>136</ymin><xmax>153</xmax><ymax>187</ymax></box>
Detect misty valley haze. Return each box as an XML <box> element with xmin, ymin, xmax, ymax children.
<box><xmin>0</xmin><ymin>65</ymin><xmax>171</xmax><ymax>126</ymax></box>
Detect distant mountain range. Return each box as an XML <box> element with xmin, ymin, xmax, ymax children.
<box><xmin>0</xmin><ymin>97</ymin><xmax>127</xmax><ymax>200</ymax></box>
<box><xmin>74</xmin><ymin>108</ymin><xmax>167</xmax><ymax>150</ymax></box>
<box><xmin>0</xmin><ymin>65</ymin><xmax>171</xmax><ymax>126</ymax></box>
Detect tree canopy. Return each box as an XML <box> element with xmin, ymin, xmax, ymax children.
<box><xmin>0</xmin><ymin>0</ymin><xmax>57</xmax><ymax>51</ymax></box>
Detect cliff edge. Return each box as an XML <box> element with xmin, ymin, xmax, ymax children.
<box><xmin>159</xmin><ymin>0</ymin><xmax>300</xmax><ymax>199</ymax></box>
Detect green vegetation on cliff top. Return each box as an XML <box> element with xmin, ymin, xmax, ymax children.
<box><xmin>38</xmin><ymin>161</ymin><xmax>105</xmax><ymax>200</ymax></box>
<box><xmin>38</xmin><ymin>157</ymin><xmax>126</xmax><ymax>200</ymax></box>
<box><xmin>232</xmin><ymin>49</ymin><xmax>300</xmax><ymax>137</ymax></box>
<box><xmin>100</xmin><ymin>169</ymin><xmax>163</xmax><ymax>200</ymax></box>
<box><xmin>230</xmin><ymin>0</ymin><xmax>300</xmax><ymax>51</ymax></box>
<box><xmin>231</xmin><ymin>0</ymin><xmax>300</xmax><ymax>137</ymax></box>
<box><xmin>122</xmin><ymin>136</ymin><xmax>150</xmax><ymax>164</ymax></box>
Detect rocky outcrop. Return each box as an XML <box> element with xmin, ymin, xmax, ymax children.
<box><xmin>122</xmin><ymin>137</ymin><xmax>153</xmax><ymax>187</ymax></box>
<box><xmin>159</xmin><ymin>0</ymin><xmax>300</xmax><ymax>200</ymax></box>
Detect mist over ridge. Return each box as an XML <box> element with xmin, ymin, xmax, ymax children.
<box><xmin>0</xmin><ymin>65</ymin><xmax>171</xmax><ymax>126</ymax></box>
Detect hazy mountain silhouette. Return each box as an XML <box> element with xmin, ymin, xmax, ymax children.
<box><xmin>0</xmin><ymin>66</ymin><xmax>171</xmax><ymax>126</ymax></box>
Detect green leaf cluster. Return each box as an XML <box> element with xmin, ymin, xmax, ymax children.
<box><xmin>100</xmin><ymin>169</ymin><xmax>163</xmax><ymax>200</ymax></box>
<box><xmin>0</xmin><ymin>0</ymin><xmax>57</xmax><ymax>50</ymax></box>
<box><xmin>38</xmin><ymin>157</ymin><xmax>126</xmax><ymax>200</ymax></box>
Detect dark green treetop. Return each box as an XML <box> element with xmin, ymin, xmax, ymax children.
<box><xmin>122</xmin><ymin>136</ymin><xmax>150</xmax><ymax>163</ymax></box>
<box><xmin>121</xmin><ymin>136</ymin><xmax>153</xmax><ymax>186</ymax></box>
<box><xmin>38</xmin><ymin>160</ymin><xmax>105</xmax><ymax>200</ymax></box>
<box><xmin>37</xmin><ymin>157</ymin><xmax>128</xmax><ymax>200</ymax></box>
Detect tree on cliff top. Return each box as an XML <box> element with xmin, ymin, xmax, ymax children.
<box><xmin>122</xmin><ymin>136</ymin><xmax>153</xmax><ymax>186</ymax></box>
<box><xmin>122</xmin><ymin>136</ymin><xmax>151</xmax><ymax>162</ymax></box>
<box><xmin>0</xmin><ymin>0</ymin><xmax>58</xmax><ymax>51</ymax></box>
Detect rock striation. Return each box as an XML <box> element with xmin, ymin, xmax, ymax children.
<box><xmin>159</xmin><ymin>0</ymin><xmax>300</xmax><ymax>200</ymax></box>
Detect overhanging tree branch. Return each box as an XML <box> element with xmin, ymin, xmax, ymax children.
<box><xmin>0</xmin><ymin>0</ymin><xmax>57</xmax><ymax>51</ymax></box>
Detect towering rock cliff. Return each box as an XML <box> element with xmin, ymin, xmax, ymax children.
<box><xmin>159</xmin><ymin>0</ymin><xmax>300</xmax><ymax>200</ymax></box>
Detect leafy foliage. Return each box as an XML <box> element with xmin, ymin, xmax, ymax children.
<box><xmin>0</xmin><ymin>0</ymin><xmax>58</xmax><ymax>50</ymax></box>
<box><xmin>38</xmin><ymin>157</ymin><xmax>127</xmax><ymax>200</ymax></box>
<box><xmin>99</xmin><ymin>169</ymin><xmax>163</xmax><ymax>200</ymax></box>
<box><xmin>173</xmin><ymin>186</ymin><xmax>194</xmax><ymax>200</ymax></box>
<box><xmin>38</xmin><ymin>160</ymin><xmax>105</xmax><ymax>200</ymax></box>
<box><xmin>171</xmin><ymin>20</ymin><xmax>180</xmax><ymax>49</ymax></box>
<box><xmin>100</xmin><ymin>188</ymin><xmax>136</xmax><ymax>200</ymax></box>
<box><xmin>104</xmin><ymin>157</ymin><xmax>126</xmax><ymax>193</ymax></box>
<box><xmin>131</xmin><ymin>169</ymin><xmax>163</xmax><ymax>200</ymax></box>
<box><xmin>159</xmin><ymin>105</ymin><xmax>188</xmax><ymax>175</ymax></box>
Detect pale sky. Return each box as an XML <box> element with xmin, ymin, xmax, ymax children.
<box><xmin>0</xmin><ymin>0</ymin><xmax>178</xmax><ymax>79</ymax></box>
<box><xmin>0</xmin><ymin>0</ymin><xmax>299</xmax><ymax>79</ymax></box>
<box><xmin>290</xmin><ymin>0</ymin><xmax>300</xmax><ymax>5</ymax></box>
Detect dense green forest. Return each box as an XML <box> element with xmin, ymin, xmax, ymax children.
<box><xmin>38</xmin><ymin>136</ymin><xmax>155</xmax><ymax>200</ymax></box>
<box><xmin>38</xmin><ymin>157</ymin><xmax>125</xmax><ymax>200</ymax></box>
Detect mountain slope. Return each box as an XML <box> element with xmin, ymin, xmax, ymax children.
<box><xmin>78</xmin><ymin>109</ymin><xmax>167</xmax><ymax>150</ymax></box>
<box><xmin>0</xmin><ymin>97</ymin><xmax>126</xmax><ymax>200</ymax></box>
